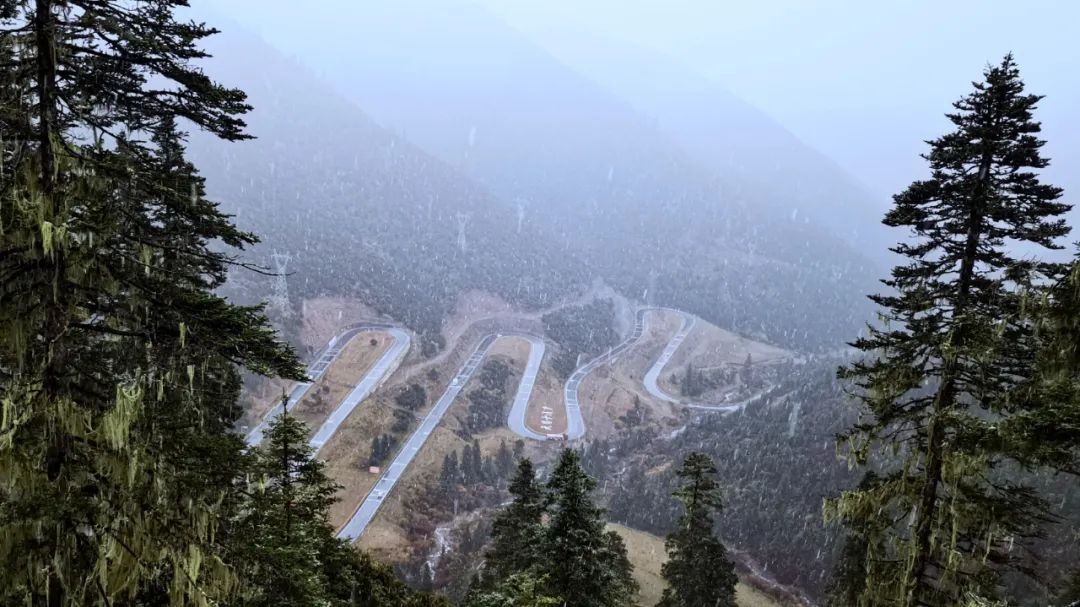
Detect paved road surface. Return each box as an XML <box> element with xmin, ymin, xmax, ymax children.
<box><xmin>562</xmin><ymin>309</ymin><xmax>649</xmax><ymax>440</ymax></box>
<box><xmin>309</xmin><ymin>327</ymin><xmax>412</xmax><ymax>453</ymax></box>
<box><xmin>505</xmin><ymin>335</ymin><xmax>549</xmax><ymax>440</ymax></box>
<box><xmin>642</xmin><ymin>311</ymin><xmax>695</xmax><ymax>404</ymax></box>
<box><xmin>245</xmin><ymin>324</ymin><xmax>398</xmax><ymax>446</ymax></box>
<box><xmin>338</xmin><ymin>334</ymin><xmax>499</xmax><ymax>541</ymax></box>
<box><xmin>640</xmin><ymin>309</ymin><xmax>757</xmax><ymax>413</ymax></box>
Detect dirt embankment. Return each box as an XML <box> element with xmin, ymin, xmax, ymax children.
<box><xmin>239</xmin><ymin>297</ymin><xmax>390</xmax><ymax>430</ymax></box>
<box><xmin>353</xmin><ymin>335</ymin><xmax>544</xmax><ymax>561</ymax></box>
<box><xmin>319</xmin><ymin>322</ymin><xmax>550</xmax><ymax>531</ymax></box>
<box><xmin>289</xmin><ymin>333</ymin><xmax>393</xmax><ymax>432</ymax></box>
<box><xmin>657</xmin><ymin>314</ymin><xmax>790</xmax><ymax>397</ymax></box>
<box><xmin>575</xmin><ymin>311</ymin><xmax>684</xmax><ymax>440</ymax></box>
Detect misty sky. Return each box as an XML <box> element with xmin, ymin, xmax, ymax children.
<box><xmin>483</xmin><ymin>0</ymin><xmax>1080</xmax><ymax>199</ymax></box>
<box><xmin>206</xmin><ymin>0</ymin><xmax>1080</xmax><ymax>208</ymax></box>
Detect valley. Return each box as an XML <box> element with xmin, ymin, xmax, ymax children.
<box><xmin>242</xmin><ymin>292</ymin><xmax>810</xmax><ymax>604</ymax></box>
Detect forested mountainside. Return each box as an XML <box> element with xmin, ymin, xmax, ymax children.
<box><xmin>590</xmin><ymin>358</ymin><xmax>1080</xmax><ymax>605</ymax></box>
<box><xmin>188</xmin><ymin>24</ymin><xmax>588</xmax><ymax>349</ymax></box>
<box><xmin>204</xmin><ymin>0</ymin><xmax>878</xmax><ymax>352</ymax></box>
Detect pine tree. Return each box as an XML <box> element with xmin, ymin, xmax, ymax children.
<box><xmin>826</xmin><ymin>472</ymin><xmax>883</xmax><ymax>607</ymax></box>
<box><xmin>830</xmin><ymin>55</ymin><xmax>1072</xmax><ymax>605</ymax></box>
<box><xmin>496</xmin><ymin>439</ymin><xmax>515</xmax><ymax>481</ymax></box>
<box><xmin>229</xmin><ymin>409</ymin><xmax>448</xmax><ymax>607</ymax></box>
<box><xmin>464</xmin><ymin>570</ymin><xmax>561</xmax><ymax>604</ymax></box>
<box><xmin>0</xmin><ymin>2</ymin><xmax>302</xmax><ymax>603</ymax></box>
<box><xmin>681</xmin><ymin>363</ymin><xmax>695</xmax><ymax>396</ymax></box>
<box><xmin>544</xmin><ymin>449</ymin><xmax>637</xmax><ymax>607</ymax></box>
<box><xmin>1055</xmin><ymin>568</ymin><xmax>1080</xmax><ymax>607</ymax></box>
<box><xmin>468</xmin><ymin>439</ymin><xmax>484</xmax><ymax>484</ymax></box>
<box><xmin>601</xmin><ymin>530</ymin><xmax>638</xmax><ymax>607</ymax></box>
<box><xmin>658</xmin><ymin>452</ymin><xmax>737</xmax><ymax>607</ymax></box>
<box><xmin>464</xmin><ymin>572</ymin><xmax>561</xmax><ymax>607</ymax></box>
<box><xmin>486</xmin><ymin>459</ymin><xmax>548</xmax><ymax>582</ymax></box>
<box><xmin>1006</xmin><ymin>260</ymin><xmax>1080</xmax><ymax>473</ymax></box>
<box><xmin>441</xmin><ymin>451</ymin><xmax>461</xmax><ymax>488</ymax></box>
<box><xmin>232</xmin><ymin>410</ymin><xmax>339</xmax><ymax>606</ymax></box>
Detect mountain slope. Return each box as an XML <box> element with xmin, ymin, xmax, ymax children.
<box><xmin>187</xmin><ymin>23</ymin><xmax>586</xmax><ymax>349</ymax></box>
<box><xmin>202</xmin><ymin>0</ymin><xmax>878</xmax><ymax>350</ymax></box>
<box><xmin>213</xmin><ymin>0</ymin><xmax>876</xmax><ymax>349</ymax></box>
<box><xmin>530</xmin><ymin>30</ymin><xmax>891</xmax><ymax>257</ymax></box>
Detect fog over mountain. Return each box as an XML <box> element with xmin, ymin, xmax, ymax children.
<box><xmin>187</xmin><ymin>23</ymin><xmax>586</xmax><ymax>348</ymax></box>
<box><xmin>196</xmin><ymin>0</ymin><xmax>882</xmax><ymax>350</ymax></box>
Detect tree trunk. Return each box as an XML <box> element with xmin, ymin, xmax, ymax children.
<box><xmin>906</xmin><ymin>149</ymin><xmax>994</xmax><ymax>605</ymax></box>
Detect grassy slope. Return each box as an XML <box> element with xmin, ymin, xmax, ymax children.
<box><xmin>609</xmin><ymin>523</ymin><xmax>779</xmax><ymax>607</ymax></box>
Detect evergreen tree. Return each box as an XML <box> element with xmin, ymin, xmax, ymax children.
<box><xmin>825</xmin><ymin>472</ymin><xmax>882</xmax><ymax>607</ymax></box>
<box><xmin>464</xmin><ymin>573</ymin><xmax>561</xmax><ymax>607</ymax></box>
<box><xmin>441</xmin><ymin>451</ymin><xmax>461</xmax><ymax>487</ymax></box>
<box><xmin>482</xmin><ymin>455</ymin><xmax>499</xmax><ymax>483</ymax></box>
<box><xmin>319</xmin><ymin>548</ymin><xmax>450</xmax><ymax>607</ymax></box>
<box><xmin>830</xmin><ymin>55</ymin><xmax>1072</xmax><ymax>605</ymax></box>
<box><xmin>1055</xmin><ymin>568</ymin><xmax>1080</xmax><ymax>607</ymax></box>
<box><xmin>658</xmin><ymin>453</ymin><xmax>737</xmax><ymax>607</ymax></box>
<box><xmin>486</xmin><ymin>459</ymin><xmax>548</xmax><ymax>582</ymax></box>
<box><xmin>468</xmin><ymin>439</ymin><xmax>484</xmax><ymax>484</ymax></box>
<box><xmin>681</xmin><ymin>363</ymin><xmax>695</xmax><ymax>396</ymax></box>
<box><xmin>0</xmin><ymin>2</ymin><xmax>303</xmax><ymax>604</ymax></box>
<box><xmin>544</xmin><ymin>449</ymin><xmax>637</xmax><ymax>607</ymax></box>
<box><xmin>231</xmin><ymin>410</ymin><xmax>339</xmax><ymax>606</ymax></box>
<box><xmin>496</xmin><ymin>439</ymin><xmax>515</xmax><ymax>480</ymax></box>
<box><xmin>601</xmin><ymin>530</ymin><xmax>638</xmax><ymax>607</ymax></box>
<box><xmin>1006</xmin><ymin>260</ymin><xmax>1080</xmax><ymax>474</ymax></box>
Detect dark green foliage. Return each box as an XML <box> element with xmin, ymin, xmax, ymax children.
<box><xmin>231</xmin><ymin>411</ymin><xmax>341</xmax><ymax>605</ymax></box>
<box><xmin>604</xmin><ymin>362</ymin><xmax>859</xmax><ymax>599</ymax></box>
<box><xmin>486</xmin><ymin>459</ymin><xmax>549</xmax><ymax>583</ymax></box>
<box><xmin>440</xmin><ymin>451</ymin><xmax>461</xmax><ymax>487</ymax></box>
<box><xmin>831</xmin><ymin>55</ymin><xmax>1073</xmax><ymax>605</ymax></box>
<box><xmin>1007</xmin><ymin>261</ymin><xmax>1080</xmax><ymax>476</ymax></box>
<box><xmin>476</xmin><ymin>451</ymin><xmax>636</xmax><ymax>607</ymax></box>
<box><xmin>679</xmin><ymin>363</ymin><xmax>706</xmax><ymax>398</ymax></box>
<box><xmin>0</xmin><ymin>3</ymin><xmax>444</xmax><ymax>605</ymax></box>
<box><xmin>464</xmin><ymin>573</ymin><xmax>561</xmax><ymax>607</ymax></box>
<box><xmin>620</xmin><ymin>395</ymin><xmax>650</xmax><ymax>428</ymax></box>
<box><xmin>392</xmin><ymin>408</ymin><xmax>414</xmax><ymax>433</ymax></box>
<box><xmin>465</xmin><ymin>439</ymin><xmax>485</xmax><ymax>485</ymax></box>
<box><xmin>495</xmin><ymin>440</ymin><xmax>515</xmax><ymax>480</ymax></box>
<box><xmin>370</xmin><ymin>433</ymin><xmax>398</xmax><ymax>467</ymax></box>
<box><xmin>321</xmin><ymin>549</ymin><xmax>451</xmax><ymax>607</ymax></box>
<box><xmin>658</xmin><ymin>453</ymin><xmax>737</xmax><ymax>607</ymax></box>
<box><xmin>0</xmin><ymin>1</ymin><xmax>302</xmax><ymax>603</ymax></box>
<box><xmin>1055</xmin><ymin>569</ymin><xmax>1080</xmax><ymax>606</ymax></box>
<box><xmin>542</xmin><ymin>300</ymin><xmax>620</xmax><ymax>378</ymax></box>
<box><xmin>466</xmin><ymin>360</ymin><xmax>512</xmax><ymax>433</ymax></box>
<box><xmin>396</xmin><ymin>383</ymin><xmax>428</xmax><ymax>412</ymax></box>
<box><xmin>825</xmin><ymin>472</ymin><xmax>882</xmax><ymax>607</ymax></box>
<box><xmin>544</xmin><ymin>449</ymin><xmax>638</xmax><ymax>607</ymax></box>
<box><xmin>437</xmin><ymin>441</ymin><xmax>510</xmax><ymax>499</ymax></box>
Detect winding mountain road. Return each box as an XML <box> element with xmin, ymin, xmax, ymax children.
<box><xmin>250</xmin><ymin>304</ymin><xmax>760</xmax><ymax>542</ymax></box>
<box><xmin>562</xmin><ymin>308</ymin><xmax>649</xmax><ymax>439</ymax></box>
<box><xmin>339</xmin><ymin>333</ymin><xmax>520</xmax><ymax>541</ymax></box>
<box><xmin>245</xmin><ymin>323</ymin><xmax>404</xmax><ymax>447</ymax></box>
<box><xmin>309</xmin><ymin>327</ymin><xmax>412</xmax><ymax>454</ymax></box>
<box><xmin>641</xmin><ymin>308</ymin><xmax>767</xmax><ymax>412</ymax></box>
<box><xmin>506</xmin><ymin>335</ymin><xmax>548</xmax><ymax>440</ymax></box>
<box><xmin>642</xmin><ymin>312</ymin><xmax>694</xmax><ymax>404</ymax></box>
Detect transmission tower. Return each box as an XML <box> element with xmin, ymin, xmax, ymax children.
<box><xmin>269</xmin><ymin>251</ymin><xmax>293</xmax><ymax>321</ymax></box>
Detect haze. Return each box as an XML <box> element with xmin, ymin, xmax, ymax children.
<box><xmin>206</xmin><ymin>0</ymin><xmax>1080</xmax><ymax>212</ymax></box>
